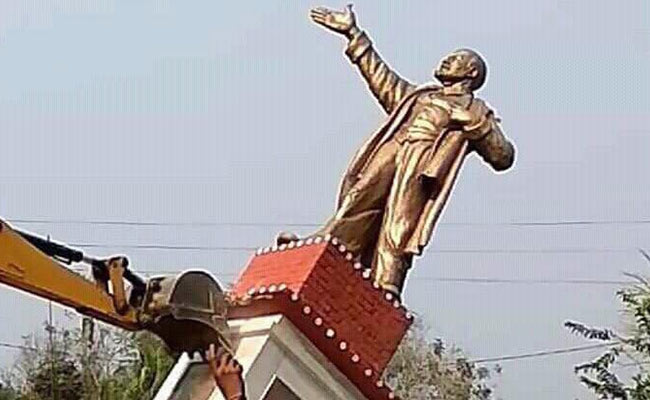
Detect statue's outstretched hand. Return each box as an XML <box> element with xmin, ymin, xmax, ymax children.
<box><xmin>310</xmin><ymin>4</ymin><xmax>358</xmax><ymax>38</ymax></box>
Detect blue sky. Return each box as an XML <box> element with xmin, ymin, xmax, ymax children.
<box><xmin>0</xmin><ymin>1</ymin><xmax>649</xmax><ymax>398</ymax></box>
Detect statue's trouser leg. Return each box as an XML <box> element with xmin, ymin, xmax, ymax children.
<box><xmin>373</xmin><ymin>140</ymin><xmax>433</xmax><ymax>296</ymax></box>
<box><xmin>316</xmin><ymin>140</ymin><xmax>399</xmax><ymax>257</ymax></box>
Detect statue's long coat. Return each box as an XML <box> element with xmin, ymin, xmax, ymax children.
<box><xmin>336</xmin><ymin>85</ymin><xmax>470</xmax><ymax>255</ymax></box>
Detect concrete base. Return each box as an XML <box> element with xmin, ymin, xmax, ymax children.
<box><xmin>154</xmin><ymin>314</ymin><xmax>367</xmax><ymax>400</ymax></box>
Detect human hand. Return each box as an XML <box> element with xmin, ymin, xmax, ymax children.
<box><xmin>205</xmin><ymin>344</ymin><xmax>245</xmax><ymax>400</ymax></box>
<box><xmin>429</xmin><ymin>98</ymin><xmax>474</xmax><ymax>124</ymax></box>
<box><xmin>429</xmin><ymin>98</ymin><xmax>490</xmax><ymax>139</ymax></box>
<box><xmin>309</xmin><ymin>4</ymin><xmax>358</xmax><ymax>38</ymax></box>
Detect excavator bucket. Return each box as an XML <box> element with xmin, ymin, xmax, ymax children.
<box><xmin>140</xmin><ymin>270</ymin><xmax>231</xmax><ymax>355</ymax></box>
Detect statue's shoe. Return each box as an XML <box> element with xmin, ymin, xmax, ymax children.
<box><xmin>275</xmin><ymin>231</ymin><xmax>299</xmax><ymax>246</ymax></box>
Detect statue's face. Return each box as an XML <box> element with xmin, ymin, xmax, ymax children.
<box><xmin>434</xmin><ymin>50</ymin><xmax>478</xmax><ymax>83</ymax></box>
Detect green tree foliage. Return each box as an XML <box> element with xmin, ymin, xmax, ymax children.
<box><xmin>103</xmin><ymin>333</ymin><xmax>174</xmax><ymax>400</ymax></box>
<box><xmin>566</xmin><ymin>273</ymin><xmax>650</xmax><ymax>399</ymax></box>
<box><xmin>2</xmin><ymin>321</ymin><xmax>83</xmax><ymax>400</ymax></box>
<box><xmin>0</xmin><ymin>384</ymin><xmax>19</xmax><ymax>400</ymax></box>
<box><xmin>1</xmin><ymin>319</ymin><xmax>173</xmax><ymax>400</ymax></box>
<box><xmin>385</xmin><ymin>322</ymin><xmax>499</xmax><ymax>400</ymax></box>
<box><xmin>4</xmin><ymin>317</ymin><xmax>497</xmax><ymax>399</ymax></box>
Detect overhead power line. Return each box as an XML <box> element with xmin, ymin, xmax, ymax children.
<box><xmin>68</xmin><ymin>266</ymin><xmax>632</xmax><ymax>286</ymax></box>
<box><xmin>8</xmin><ymin>218</ymin><xmax>318</xmax><ymax>228</ymax></box>
<box><xmin>0</xmin><ymin>342</ymin><xmax>37</xmax><ymax>351</ymax></box>
<box><xmin>469</xmin><ymin>342</ymin><xmax>616</xmax><ymax>364</ymax></box>
<box><xmin>414</xmin><ymin>277</ymin><xmax>630</xmax><ymax>286</ymax></box>
<box><xmin>507</xmin><ymin>220</ymin><xmax>650</xmax><ymax>227</ymax></box>
<box><xmin>619</xmin><ymin>360</ymin><xmax>650</xmax><ymax>368</ymax></box>
<box><xmin>8</xmin><ymin>217</ymin><xmax>649</xmax><ymax>256</ymax></box>
<box><xmin>0</xmin><ymin>338</ymin><xmax>617</xmax><ymax>365</ymax></box>
<box><xmin>69</xmin><ymin>243</ymin><xmax>256</xmax><ymax>251</ymax></box>
<box><xmin>65</xmin><ymin>242</ymin><xmax>642</xmax><ymax>255</ymax></box>
<box><xmin>432</xmin><ymin>248</ymin><xmax>635</xmax><ymax>254</ymax></box>
<box><xmin>7</xmin><ymin>217</ymin><xmax>650</xmax><ymax>228</ymax></box>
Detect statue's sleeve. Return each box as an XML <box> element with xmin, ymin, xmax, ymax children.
<box><xmin>345</xmin><ymin>30</ymin><xmax>417</xmax><ymax>114</ymax></box>
<box><xmin>468</xmin><ymin>106</ymin><xmax>515</xmax><ymax>172</ymax></box>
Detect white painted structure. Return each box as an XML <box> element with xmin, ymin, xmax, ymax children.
<box><xmin>155</xmin><ymin>315</ymin><xmax>367</xmax><ymax>400</ymax></box>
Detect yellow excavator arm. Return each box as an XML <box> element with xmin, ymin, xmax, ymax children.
<box><xmin>0</xmin><ymin>218</ymin><xmax>230</xmax><ymax>354</ymax></box>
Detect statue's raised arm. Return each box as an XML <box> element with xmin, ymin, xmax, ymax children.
<box><xmin>310</xmin><ymin>4</ymin><xmax>417</xmax><ymax>114</ymax></box>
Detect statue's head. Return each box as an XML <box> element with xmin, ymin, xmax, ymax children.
<box><xmin>434</xmin><ymin>48</ymin><xmax>487</xmax><ymax>91</ymax></box>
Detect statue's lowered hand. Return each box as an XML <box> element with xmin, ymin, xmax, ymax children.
<box><xmin>309</xmin><ymin>4</ymin><xmax>358</xmax><ymax>38</ymax></box>
<box><xmin>429</xmin><ymin>98</ymin><xmax>474</xmax><ymax>124</ymax></box>
<box><xmin>430</xmin><ymin>98</ymin><xmax>490</xmax><ymax>140</ymax></box>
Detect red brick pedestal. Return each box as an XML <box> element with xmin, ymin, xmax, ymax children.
<box><xmin>228</xmin><ymin>236</ymin><xmax>413</xmax><ymax>400</ymax></box>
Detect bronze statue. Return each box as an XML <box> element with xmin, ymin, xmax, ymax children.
<box><xmin>301</xmin><ymin>4</ymin><xmax>515</xmax><ymax>297</ymax></box>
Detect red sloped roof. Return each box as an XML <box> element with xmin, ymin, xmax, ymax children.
<box><xmin>229</xmin><ymin>236</ymin><xmax>412</xmax><ymax>400</ymax></box>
